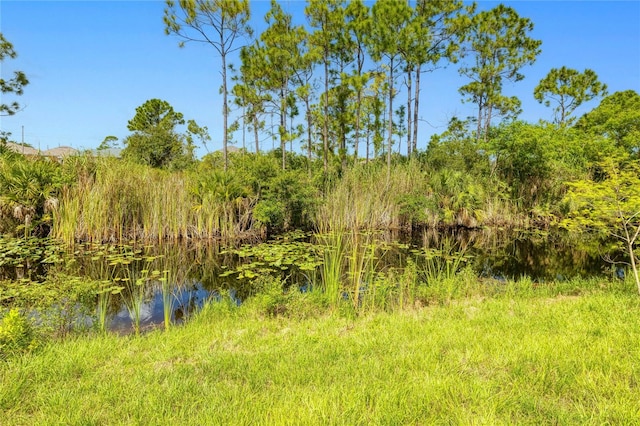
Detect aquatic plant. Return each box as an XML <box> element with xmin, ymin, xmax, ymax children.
<box><xmin>0</xmin><ymin>236</ymin><xmax>65</xmax><ymax>280</ymax></box>
<box><xmin>95</xmin><ymin>280</ymin><xmax>123</xmax><ymax>334</ymax></box>
<box><xmin>418</xmin><ymin>239</ymin><xmax>473</xmax><ymax>303</ymax></box>
<box><xmin>219</xmin><ymin>232</ymin><xmax>321</xmax><ymax>286</ymax></box>
<box><xmin>318</xmin><ymin>232</ymin><xmax>345</xmax><ymax>309</ymax></box>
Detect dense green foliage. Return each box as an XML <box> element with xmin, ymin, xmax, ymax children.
<box><xmin>562</xmin><ymin>158</ymin><xmax>640</xmax><ymax>293</ymax></box>
<box><xmin>0</xmin><ymin>88</ymin><xmax>638</xmax><ymax>241</ymax></box>
<box><xmin>0</xmin><ymin>308</ymin><xmax>39</xmax><ymax>360</ymax></box>
<box><xmin>122</xmin><ymin>99</ymin><xmax>195</xmax><ymax>170</ymax></box>
<box><xmin>0</xmin><ymin>152</ymin><xmax>69</xmax><ymax>237</ymax></box>
<box><xmin>574</xmin><ymin>90</ymin><xmax>640</xmax><ymax>156</ymax></box>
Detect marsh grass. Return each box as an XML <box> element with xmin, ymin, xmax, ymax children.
<box><xmin>415</xmin><ymin>238</ymin><xmax>476</xmax><ymax>304</ymax></box>
<box><xmin>395</xmin><ymin>257</ymin><xmax>419</xmax><ymax>310</ymax></box>
<box><xmin>345</xmin><ymin>232</ymin><xmax>377</xmax><ymax>311</ymax></box>
<box><xmin>94</xmin><ymin>280</ymin><xmax>118</xmax><ymax>334</ymax></box>
<box><xmin>317</xmin><ymin>231</ymin><xmax>433</xmax><ymax>315</ymax></box>
<box><xmin>54</xmin><ymin>158</ymin><xmax>257</xmax><ymax>243</ymax></box>
<box><xmin>318</xmin><ymin>232</ymin><xmax>345</xmax><ymax>308</ymax></box>
<box><xmin>158</xmin><ymin>253</ymin><xmax>195</xmax><ymax>330</ymax></box>
<box><xmin>317</xmin><ymin>161</ymin><xmax>532</xmax><ymax>232</ymax></box>
<box><xmin>90</xmin><ymin>246</ymin><xmax>164</xmax><ymax>336</ymax></box>
<box><xmin>317</xmin><ymin>162</ymin><xmax>426</xmax><ymax>231</ymax></box>
<box><xmin>317</xmin><ymin>231</ymin><xmax>385</xmax><ymax>314</ymax></box>
<box><xmin>1</xmin><ymin>284</ymin><xmax>639</xmax><ymax>424</ymax></box>
<box><xmin>160</xmin><ymin>270</ymin><xmax>173</xmax><ymax>331</ymax></box>
<box><xmin>121</xmin><ymin>263</ymin><xmax>162</xmax><ymax>336</ymax></box>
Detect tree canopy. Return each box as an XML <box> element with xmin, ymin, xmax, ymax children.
<box><xmin>127</xmin><ymin>99</ymin><xmax>185</xmax><ymax>134</ymax></box>
<box><xmin>458</xmin><ymin>5</ymin><xmax>541</xmax><ymax>141</ymax></box>
<box><xmin>122</xmin><ymin>99</ymin><xmax>195</xmax><ymax>169</ymax></box>
<box><xmin>164</xmin><ymin>0</ymin><xmax>252</xmax><ymax>171</ymax></box>
<box><xmin>574</xmin><ymin>90</ymin><xmax>640</xmax><ymax>156</ymax></box>
<box><xmin>534</xmin><ymin>67</ymin><xmax>607</xmax><ymax>126</ymax></box>
<box><xmin>0</xmin><ymin>33</ymin><xmax>29</xmax><ymax>117</ymax></box>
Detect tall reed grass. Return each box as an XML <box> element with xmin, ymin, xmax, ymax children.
<box><xmin>317</xmin><ymin>231</ymin><xmax>399</xmax><ymax>314</ymax></box>
<box><xmin>49</xmin><ymin>155</ymin><xmax>539</xmax><ymax>243</ymax></box>
<box><xmin>53</xmin><ymin>158</ymin><xmax>256</xmax><ymax>243</ymax></box>
<box><xmin>318</xmin><ymin>232</ymin><xmax>345</xmax><ymax>309</ymax></box>
<box><xmin>317</xmin><ymin>161</ymin><xmax>522</xmax><ymax>232</ymax></box>
<box><xmin>317</xmin><ymin>162</ymin><xmax>428</xmax><ymax>232</ymax></box>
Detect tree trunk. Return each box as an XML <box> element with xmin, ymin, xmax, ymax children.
<box><xmin>241</xmin><ymin>105</ymin><xmax>246</xmax><ymax>152</ymax></box>
<box><xmin>476</xmin><ymin>97</ymin><xmax>483</xmax><ymax>142</ymax></box>
<box><xmin>628</xmin><ymin>240</ymin><xmax>640</xmax><ymax>295</ymax></box>
<box><xmin>323</xmin><ymin>56</ymin><xmax>329</xmax><ymax>173</ymax></box>
<box><xmin>484</xmin><ymin>104</ymin><xmax>493</xmax><ymax>143</ymax></box>
<box><xmin>412</xmin><ymin>65</ymin><xmax>421</xmax><ymax>155</ymax></box>
<box><xmin>354</xmin><ymin>87</ymin><xmax>362</xmax><ymax>162</ymax></box>
<box><xmin>406</xmin><ymin>68</ymin><xmax>412</xmax><ymax>157</ymax></box>
<box><xmin>221</xmin><ymin>31</ymin><xmax>228</xmax><ymax>172</ymax></box>
<box><xmin>560</xmin><ymin>94</ymin><xmax>567</xmax><ymax>125</ymax></box>
<box><xmin>280</xmin><ymin>89</ymin><xmax>287</xmax><ymax>170</ymax></box>
<box><xmin>289</xmin><ymin>107</ymin><xmax>294</xmax><ymax>153</ymax></box>
<box><xmin>253</xmin><ymin>114</ymin><xmax>260</xmax><ymax>154</ymax></box>
<box><xmin>305</xmin><ymin>97</ymin><xmax>313</xmax><ymax>177</ymax></box>
<box><xmin>305</xmin><ymin>97</ymin><xmax>312</xmax><ymax>175</ymax></box>
<box><xmin>366</xmin><ymin>131</ymin><xmax>370</xmax><ymax>164</ymax></box>
<box><xmin>387</xmin><ymin>56</ymin><xmax>394</xmax><ymax>180</ymax></box>
<box><xmin>622</xmin><ymin>219</ymin><xmax>640</xmax><ymax>295</ymax></box>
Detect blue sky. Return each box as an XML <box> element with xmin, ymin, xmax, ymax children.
<box><xmin>1</xmin><ymin>0</ymin><xmax>639</xmax><ymax>157</ymax></box>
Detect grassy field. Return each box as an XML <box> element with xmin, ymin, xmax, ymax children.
<box><xmin>1</xmin><ymin>287</ymin><xmax>640</xmax><ymax>425</ymax></box>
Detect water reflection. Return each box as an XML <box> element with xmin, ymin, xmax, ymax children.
<box><xmin>0</xmin><ymin>229</ymin><xmax>622</xmax><ymax>332</ymax></box>
<box><xmin>108</xmin><ymin>280</ymin><xmax>210</xmax><ymax>333</ymax></box>
<box><xmin>415</xmin><ymin>228</ymin><xmax>618</xmax><ymax>281</ymax></box>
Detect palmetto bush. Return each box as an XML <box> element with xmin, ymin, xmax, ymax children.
<box><xmin>0</xmin><ymin>153</ymin><xmax>63</xmax><ymax>236</ymax></box>
<box><xmin>428</xmin><ymin>169</ymin><xmax>486</xmax><ymax>227</ymax></box>
<box><xmin>189</xmin><ymin>169</ymin><xmax>254</xmax><ymax>238</ymax></box>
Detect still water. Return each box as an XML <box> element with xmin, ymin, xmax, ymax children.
<box><xmin>0</xmin><ymin>229</ymin><xmax>621</xmax><ymax>332</ymax></box>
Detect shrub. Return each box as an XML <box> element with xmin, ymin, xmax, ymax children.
<box><xmin>0</xmin><ymin>308</ymin><xmax>39</xmax><ymax>360</ymax></box>
<box><xmin>0</xmin><ymin>153</ymin><xmax>64</xmax><ymax>237</ymax></box>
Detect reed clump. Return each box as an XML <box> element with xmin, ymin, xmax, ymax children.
<box><xmin>53</xmin><ymin>158</ymin><xmax>257</xmax><ymax>243</ymax></box>
<box><xmin>317</xmin><ymin>161</ymin><xmax>428</xmax><ymax>232</ymax></box>
<box><xmin>317</xmin><ymin>160</ymin><xmax>521</xmax><ymax>233</ymax></box>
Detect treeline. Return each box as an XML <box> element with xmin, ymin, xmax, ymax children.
<box><xmin>0</xmin><ymin>89</ymin><xmax>638</xmax><ymax>241</ymax></box>
<box><xmin>161</xmin><ymin>0</ymin><xmax>611</xmax><ymax>173</ymax></box>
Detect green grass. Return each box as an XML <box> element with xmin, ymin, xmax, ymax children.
<box><xmin>1</xmin><ymin>285</ymin><xmax>640</xmax><ymax>425</ymax></box>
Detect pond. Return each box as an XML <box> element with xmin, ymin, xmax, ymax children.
<box><xmin>0</xmin><ymin>229</ymin><xmax>622</xmax><ymax>333</ymax></box>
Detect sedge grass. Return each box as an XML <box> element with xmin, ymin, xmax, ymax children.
<box><xmin>95</xmin><ymin>280</ymin><xmax>114</xmax><ymax>334</ymax></box>
<box><xmin>160</xmin><ymin>270</ymin><xmax>174</xmax><ymax>331</ymax></box>
<box><xmin>317</xmin><ymin>162</ymin><xmax>426</xmax><ymax>232</ymax></box>
<box><xmin>318</xmin><ymin>232</ymin><xmax>344</xmax><ymax>309</ymax></box>
<box><xmin>1</xmin><ymin>283</ymin><xmax>639</xmax><ymax>425</ymax></box>
<box><xmin>54</xmin><ymin>158</ymin><xmax>256</xmax><ymax>243</ymax></box>
<box><xmin>317</xmin><ymin>231</ymin><xmax>382</xmax><ymax>314</ymax></box>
